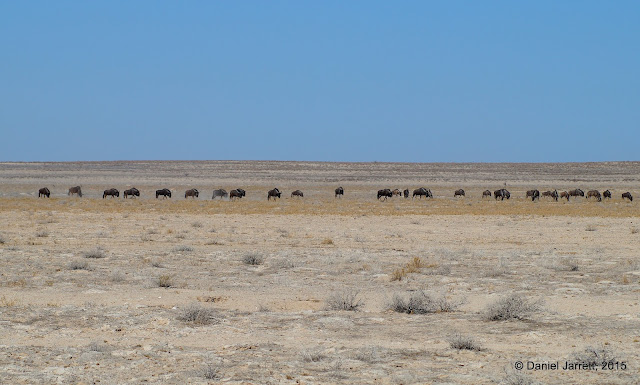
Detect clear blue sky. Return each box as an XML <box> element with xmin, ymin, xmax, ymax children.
<box><xmin>1</xmin><ymin>2</ymin><xmax>638</xmax><ymax>162</ymax></box>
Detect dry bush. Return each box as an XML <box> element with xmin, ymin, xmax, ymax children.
<box><xmin>389</xmin><ymin>291</ymin><xmax>460</xmax><ymax>314</ymax></box>
<box><xmin>191</xmin><ymin>221</ymin><xmax>203</xmax><ymax>228</ymax></box>
<box><xmin>572</xmin><ymin>344</ymin><xmax>619</xmax><ymax>365</ymax></box>
<box><xmin>484</xmin><ymin>294</ymin><xmax>543</xmax><ymax>321</ymax></box>
<box><xmin>110</xmin><ymin>270</ymin><xmax>125</xmax><ymax>282</ymax></box>
<box><xmin>585</xmin><ymin>225</ymin><xmax>597</xmax><ymax>231</ymax></box>
<box><xmin>0</xmin><ymin>295</ymin><xmax>18</xmax><ymax>307</ymax></box>
<box><xmin>88</xmin><ymin>341</ymin><xmax>110</xmax><ymax>353</ymax></box>
<box><xmin>243</xmin><ymin>253</ymin><xmax>264</xmax><ymax>265</ymax></box>
<box><xmin>151</xmin><ymin>259</ymin><xmax>163</xmax><ymax>268</ymax></box>
<box><xmin>202</xmin><ymin>363</ymin><xmax>221</xmax><ymax>380</ymax></box>
<box><xmin>501</xmin><ymin>369</ymin><xmax>540</xmax><ymax>385</ymax></box>
<box><xmin>325</xmin><ymin>290</ymin><xmax>364</xmax><ymax>311</ymax></box>
<box><xmin>321</xmin><ymin>238</ymin><xmax>334</xmax><ymax>245</ymax></box>
<box><xmin>157</xmin><ymin>274</ymin><xmax>173</xmax><ymax>288</ymax></box>
<box><xmin>68</xmin><ymin>260</ymin><xmax>90</xmax><ymax>270</ymax></box>
<box><xmin>0</xmin><ymin>234</ymin><xmax>5</xmax><ymax>244</ymax></box>
<box><xmin>83</xmin><ymin>247</ymin><xmax>106</xmax><ymax>259</ymax></box>
<box><xmin>353</xmin><ymin>347</ymin><xmax>384</xmax><ymax>363</ymax></box>
<box><xmin>173</xmin><ymin>245</ymin><xmax>193</xmax><ymax>252</ymax></box>
<box><xmin>301</xmin><ymin>349</ymin><xmax>326</xmax><ymax>362</ymax></box>
<box><xmin>178</xmin><ymin>303</ymin><xmax>220</xmax><ymax>325</ymax></box>
<box><xmin>35</xmin><ymin>230</ymin><xmax>49</xmax><ymax>238</ymax></box>
<box><xmin>448</xmin><ymin>334</ymin><xmax>483</xmax><ymax>351</ymax></box>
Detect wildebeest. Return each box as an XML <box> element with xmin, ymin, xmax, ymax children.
<box><xmin>392</xmin><ymin>189</ymin><xmax>402</xmax><ymax>197</ymax></box>
<box><xmin>124</xmin><ymin>188</ymin><xmax>140</xmax><ymax>198</ymax></box>
<box><xmin>335</xmin><ymin>187</ymin><xmax>344</xmax><ymax>198</ymax></box>
<box><xmin>603</xmin><ymin>190</ymin><xmax>612</xmax><ymax>199</ymax></box>
<box><xmin>377</xmin><ymin>189</ymin><xmax>393</xmax><ymax>201</ymax></box>
<box><xmin>454</xmin><ymin>189</ymin><xmax>465</xmax><ymax>197</ymax></box>
<box><xmin>494</xmin><ymin>189</ymin><xmax>510</xmax><ymax>200</ymax></box>
<box><xmin>482</xmin><ymin>190</ymin><xmax>492</xmax><ymax>198</ymax></box>
<box><xmin>526</xmin><ymin>189</ymin><xmax>540</xmax><ymax>201</ymax></box>
<box><xmin>68</xmin><ymin>186</ymin><xmax>82</xmax><ymax>197</ymax></box>
<box><xmin>212</xmin><ymin>189</ymin><xmax>228</xmax><ymax>199</ymax></box>
<box><xmin>412</xmin><ymin>187</ymin><xmax>432</xmax><ymax>199</ymax></box>
<box><xmin>586</xmin><ymin>190</ymin><xmax>602</xmax><ymax>202</ymax></box>
<box><xmin>38</xmin><ymin>187</ymin><xmax>50</xmax><ymax>198</ymax></box>
<box><xmin>622</xmin><ymin>192</ymin><xmax>633</xmax><ymax>201</ymax></box>
<box><xmin>185</xmin><ymin>188</ymin><xmax>199</xmax><ymax>199</ymax></box>
<box><xmin>541</xmin><ymin>190</ymin><xmax>559</xmax><ymax>201</ymax></box>
<box><xmin>267</xmin><ymin>188</ymin><xmax>281</xmax><ymax>201</ymax></box>
<box><xmin>559</xmin><ymin>191</ymin><xmax>570</xmax><ymax>201</ymax></box>
<box><xmin>156</xmin><ymin>188</ymin><xmax>171</xmax><ymax>199</ymax></box>
<box><xmin>291</xmin><ymin>190</ymin><xmax>304</xmax><ymax>198</ymax></box>
<box><xmin>103</xmin><ymin>188</ymin><xmax>119</xmax><ymax>199</ymax></box>
<box><xmin>230</xmin><ymin>188</ymin><xmax>246</xmax><ymax>200</ymax></box>
<box><xmin>403</xmin><ymin>189</ymin><xmax>410</xmax><ymax>198</ymax></box>
<box><xmin>568</xmin><ymin>189</ymin><xmax>584</xmax><ymax>198</ymax></box>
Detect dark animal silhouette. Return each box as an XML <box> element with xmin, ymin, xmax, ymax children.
<box><xmin>622</xmin><ymin>192</ymin><xmax>633</xmax><ymax>201</ymax></box>
<box><xmin>103</xmin><ymin>188</ymin><xmax>119</xmax><ymax>199</ymax></box>
<box><xmin>412</xmin><ymin>188</ymin><xmax>432</xmax><ymax>199</ymax></box>
<box><xmin>586</xmin><ymin>190</ymin><xmax>602</xmax><ymax>202</ymax></box>
<box><xmin>38</xmin><ymin>187</ymin><xmax>50</xmax><ymax>198</ymax></box>
<box><xmin>291</xmin><ymin>190</ymin><xmax>304</xmax><ymax>198</ymax></box>
<box><xmin>560</xmin><ymin>191</ymin><xmax>570</xmax><ymax>201</ymax></box>
<box><xmin>482</xmin><ymin>190</ymin><xmax>492</xmax><ymax>198</ymax></box>
<box><xmin>603</xmin><ymin>190</ymin><xmax>612</xmax><ymax>199</ymax></box>
<box><xmin>212</xmin><ymin>189</ymin><xmax>228</xmax><ymax>199</ymax></box>
<box><xmin>403</xmin><ymin>189</ymin><xmax>410</xmax><ymax>198</ymax></box>
<box><xmin>568</xmin><ymin>189</ymin><xmax>584</xmax><ymax>198</ymax></box>
<box><xmin>230</xmin><ymin>189</ymin><xmax>246</xmax><ymax>200</ymax></box>
<box><xmin>124</xmin><ymin>188</ymin><xmax>140</xmax><ymax>198</ymax></box>
<box><xmin>541</xmin><ymin>190</ymin><xmax>558</xmax><ymax>201</ymax></box>
<box><xmin>267</xmin><ymin>188</ymin><xmax>281</xmax><ymax>201</ymax></box>
<box><xmin>156</xmin><ymin>188</ymin><xmax>171</xmax><ymax>199</ymax></box>
<box><xmin>185</xmin><ymin>188</ymin><xmax>199</xmax><ymax>199</ymax></box>
<box><xmin>454</xmin><ymin>189</ymin><xmax>465</xmax><ymax>197</ymax></box>
<box><xmin>68</xmin><ymin>186</ymin><xmax>82</xmax><ymax>197</ymax></box>
<box><xmin>377</xmin><ymin>189</ymin><xmax>393</xmax><ymax>201</ymax></box>
<box><xmin>335</xmin><ymin>187</ymin><xmax>344</xmax><ymax>198</ymax></box>
<box><xmin>494</xmin><ymin>189</ymin><xmax>510</xmax><ymax>200</ymax></box>
<box><xmin>526</xmin><ymin>189</ymin><xmax>540</xmax><ymax>201</ymax></box>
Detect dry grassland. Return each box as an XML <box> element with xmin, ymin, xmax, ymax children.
<box><xmin>0</xmin><ymin>161</ymin><xmax>639</xmax><ymax>384</ymax></box>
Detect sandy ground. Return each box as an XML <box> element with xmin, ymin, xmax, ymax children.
<box><xmin>0</xmin><ymin>161</ymin><xmax>639</xmax><ymax>384</ymax></box>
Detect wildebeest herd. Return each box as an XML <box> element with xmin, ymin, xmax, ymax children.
<box><xmin>32</xmin><ymin>186</ymin><xmax>634</xmax><ymax>203</ymax></box>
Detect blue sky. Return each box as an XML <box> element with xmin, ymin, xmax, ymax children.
<box><xmin>1</xmin><ymin>2</ymin><xmax>638</xmax><ymax>162</ymax></box>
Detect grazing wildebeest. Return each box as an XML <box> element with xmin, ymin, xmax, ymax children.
<box><xmin>156</xmin><ymin>188</ymin><xmax>171</xmax><ymax>199</ymax></box>
<box><xmin>526</xmin><ymin>189</ymin><xmax>540</xmax><ymax>201</ymax></box>
<box><xmin>586</xmin><ymin>190</ymin><xmax>602</xmax><ymax>202</ymax></box>
<box><xmin>412</xmin><ymin>187</ymin><xmax>432</xmax><ymax>199</ymax></box>
<box><xmin>494</xmin><ymin>189</ymin><xmax>510</xmax><ymax>200</ymax></box>
<box><xmin>568</xmin><ymin>189</ymin><xmax>584</xmax><ymax>198</ymax></box>
<box><xmin>560</xmin><ymin>191</ymin><xmax>570</xmax><ymax>201</ymax></box>
<box><xmin>124</xmin><ymin>188</ymin><xmax>140</xmax><ymax>198</ymax></box>
<box><xmin>267</xmin><ymin>188</ymin><xmax>281</xmax><ymax>201</ymax></box>
<box><xmin>38</xmin><ymin>187</ymin><xmax>50</xmax><ymax>198</ymax></box>
<box><xmin>212</xmin><ymin>189</ymin><xmax>228</xmax><ymax>199</ymax></box>
<box><xmin>335</xmin><ymin>187</ymin><xmax>344</xmax><ymax>198</ymax></box>
<box><xmin>291</xmin><ymin>190</ymin><xmax>304</xmax><ymax>198</ymax></box>
<box><xmin>103</xmin><ymin>188</ymin><xmax>119</xmax><ymax>199</ymax></box>
<box><xmin>603</xmin><ymin>190</ymin><xmax>612</xmax><ymax>199</ymax></box>
<box><xmin>230</xmin><ymin>188</ymin><xmax>246</xmax><ymax>200</ymax></box>
<box><xmin>454</xmin><ymin>189</ymin><xmax>465</xmax><ymax>197</ymax></box>
<box><xmin>377</xmin><ymin>189</ymin><xmax>393</xmax><ymax>201</ymax></box>
<box><xmin>403</xmin><ymin>189</ymin><xmax>410</xmax><ymax>198</ymax></box>
<box><xmin>185</xmin><ymin>188</ymin><xmax>199</xmax><ymax>199</ymax></box>
<box><xmin>392</xmin><ymin>189</ymin><xmax>402</xmax><ymax>197</ymax></box>
<box><xmin>541</xmin><ymin>190</ymin><xmax>559</xmax><ymax>201</ymax></box>
<box><xmin>68</xmin><ymin>186</ymin><xmax>82</xmax><ymax>197</ymax></box>
<box><xmin>622</xmin><ymin>192</ymin><xmax>633</xmax><ymax>201</ymax></box>
<box><xmin>482</xmin><ymin>190</ymin><xmax>492</xmax><ymax>198</ymax></box>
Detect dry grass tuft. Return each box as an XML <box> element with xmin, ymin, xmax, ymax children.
<box><xmin>35</xmin><ymin>230</ymin><xmax>49</xmax><ymax>238</ymax></box>
<box><xmin>201</xmin><ymin>363</ymin><xmax>221</xmax><ymax>380</ymax></box>
<box><xmin>243</xmin><ymin>253</ymin><xmax>264</xmax><ymax>265</ymax></box>
<box><xmin>178</xmin><ymin>303</ymin><xmax>220</xmax><ymax>325</ymax></box>
<box><xmin>83</xmin><ymin>247</ymin><xmax>106</xmax><ymax>259</ymax></box>
<box><xmin>0</xmin><ymin>295</ymin><xmax>18</xmax><ymax>307</ymax></box>
<box><xmin>484</xmin><ymin>294</ymin><xmax>543</xmax><ymax>321</ymax></box>
<box><xmin>389</xmin><ymin>291</ymin><xmax>460</xmax><ymax>314</ymax></box>
<box><xmin>301</xmin><ymin>349</ymin><xmax>326</xmax><ymax>362</ymax></box>
<box><xmin>448</xmin><ymin>334</ymin><xmax>483</xmax><ymax>351</ymax></box>
<box><xmin>157</xmin><ymin>274</ymin><xmax>173</xmax><ymax>288</ymax></box>
<box><xmin>325</xmin><ymin>290</ymin><xmax>364</xmax><ymax>311</ymax></box>
<box><xmin>321</xmin><ymin>238</ymin><xmax>334</xmax><ymax>245</ymax></box>
<box><xmin>173</xmin><ymin>245</ymin><xmax>193</xmax><ymax>252</ymax></box>
<box><xmin>68</xmin><ymin>260</ymin><xmax>90</xmax><ymax>270</ymax></box>
<box><xmin>585</xmin><ymin>225</ymin><xmax>597</xmax><ymax>232</ymax></box>
<box><xmin>572</xmin><ymin>344</ymin><xmax>619</xmax><ymax>366</ymax></box>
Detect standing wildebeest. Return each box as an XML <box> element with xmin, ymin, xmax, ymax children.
<box><xmin>494</xmin><ymin>189</ymin><xmax>510</xmax><ymax>200</ymax></box>
<box><xmin>124</xmin><ymin>188</ymin><xmax>140</xmax><ymax>198</ymax></box>
<box><xmin>212</xmin><ymin>189</ymin><xmax>228</xmax><ymax>199</ymax></box>
<box><xmin>622</xmin><ymin>192</ymin><xmax>633</xmax><ymax>201</ymax></box>
<box><xmin>156</xmin><ymin>188</ymin><xmax>171</xmax><ymax>199</ymax></box>
<box><xmin>482</xmin><ymin>190</ymin><xmax>492</xmax><ymax>198</ymax></box>
<box><xmin>560</xmin><ymin>191</ymin><xmax>570</xmax><ymax>201</ymax></box>
<box><xmin>412</xmin><ymin>187</ymin><xmax>432</xmax><ymax>199</ymax></box>
<box><xmin>526</xmin><ymin>189</ymin><xmax>540</xmax><ymax>201</ymax></box>
<box><xmin>267</xmin><ymin>188</ymin><xmax>281</xmax><ymax>201</ymax></box>
<box><xmin>68</xmin><ymin>186</ymin><xmax>82</xmax><ymax>197</ymax></box>
<box><xmin>392</xmin><ymin>189</ymin><xmax>402</xmax><ymax>197</ymax></box>
<box><xmin>230</xmin><ymin>188</ymin><xmax>245</xmax><ymax>200</ymax></box>
<box><xmin>103</xmin><ymin>188</ymin><xmax>119</xmax><ymax>199</ymax></box>
<box><xmin>335</xmin><ymin>186</ymin><xmax>344</xmax><ymax>198</ymax></box>
<box><xmin>586</xmin><ymin>190</ymin><xmax>602</xmax><ymax>202</ymax></box>
<box><xmin>454</xmin><ymin>189</ymin><xmax>465</xmax><ymax>197</ymax></box>
<box><xmin>377</xmin><ymin>189</ymin><xmax>393</xmax><ymax>201</ymax></box>
<box><xmin>291</xmin><ymin>190</ymin><xmax>304</xmax><ymax>198</ymax></box>
<box><xmin>603</xmin><ymin>190</ymin><xmax>612</xmax><ymax>199</ymax></box>
<box><xmin>403</xmin><ymin>189</ymin><xmax>410</xmax><ymax>198</ymax></box>
<box><xmin>38</xmin><ymin>187</ymin><xmax>50</xmax><ymax>198</ymax></box>
<box><xmin>568</xmin><ymin>189</ymin><xmax>584</xmax><ymax>198</ymax></box>
<box><xmin>541</xmin><ymin>190</ymin><xmax>559</xmax><ymax>201</ymax></box>
<box><xmin>185</xmin><ymin>188</ymin><xmax>199</xmax><ymax>199</ymax></box>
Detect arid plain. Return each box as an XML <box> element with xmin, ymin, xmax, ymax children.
<box><xmin>0</xmin><ymin>161</ymin><xmax>639</xmax><ymax>384</ymax></box>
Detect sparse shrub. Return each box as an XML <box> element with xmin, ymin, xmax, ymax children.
<box><xmin>147</xmin><ymin>228</ymin><xmax>159</xmax><ymax>235</ymax></box>
<box><xmin>151</xmin><ymin>260</ymin><xmax>163</xmax><ymax>268</ymax></box>
<box><xmin>0</xmin><ymin>234</ymin><xmax>5</xmax><ymax>244</ymax></box>
<box><xmin>192</xmin><ymin>221</ymin><xmax>203</xmax><ymax>228</ymax></box>
<box><xmin>448</xmin><ymin>334</ymin><xmax>483</xmax><ymax>351</ymax></box>
<box><xmin>88</xmin><ymin>341</ymin><xmax>109</xmax><ymax>353</ymax></box>
<box><xmin>68</xmin><ymin>260</ymin><xmax>89</xmax><ymax>270</ymax></box>
<box><xmin>572</xmin><ymin>345</ymin><xmax>618</xmax><ymax>366</ymax></box>
<box><xmin>390</xmin><ymin>268</ymin><xmax>407</xmax><ymax>281</ymax></box>
<box><xmin>321</xmin><ymin>238</ymin><xmax>334</xmax><ymax>245</ymax></box>
<box><xmin>178</xmin><ymin>303</ymin><xmax>219</xmax><ymax>325</ymax></box>
<box><xmin>353</xmin><ymin>347</ymin><xmax>383</xmax><ymax>363</ymax></box>
<box><xmin>35</xmin><ymin>230</ymin><xmax>49</xmax><ymax>238</ymax></box>
<box><xmin>157</xmin><ymin>274</ymin><xmax>173</xmax><ymax>288</ymax></box>
<box><xmin>0</xmin><ymin>295</ymin><xmax>17</xmax><ymax>307</ymax></box>
<box><xmin>173</xmin><ymin>245</ymin><xmax>193</xmax><ymax>252</ymax></box>
<box><xmin>175</xmin><ymin>233</ymin><xmax>186</xmax><ymax>240</ymax></box>
<box><xmin>202</xmin><ymin>363</ymin><xmax>221</xmax><ymax>380</ymax></box>
<box><xmin>501</xmin><ymin>369</ymin><xmax>540</xmax><ymax>385</ymax></box>
<box><xmin>389</xmin><ymin>291</ymin><xmax>460</xmax><ymax>314</ymax></box>
<box><xmin>585</xmin><ymin>225</ymin><xmax>597</xmax><ymax>232</ymax></box>
<box><xmin>560</xmin><ymin>258</ymin><xmax>579</xmax><ymax>272</ymax></box>
<box><xmin>301</xmin><ymin>349</ymin><xmax>326</xmax><ymax>362</ymax></box>
<box><xmin>243</xmin><ymin>253</ymin><xmax>264</xmax><ymax>265</ymax></box>
<box><xmin>110</xmin><ymin>270</ymin><xmax>125</xmax><ymax>282</ymax></box>
<box><xmin>484</xmin><ymin>294</ymin><xmax>543</xmax><ymax>321</ymax></box>
<box><xmin>325</xmin><ymin>290</ymin><xmax>364</xmax><ymax>311</ymax></box>
<box><xmin>83</xmin><ymin>247</ymin><xmax>106</xmax><ymax>259</ymax></box>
